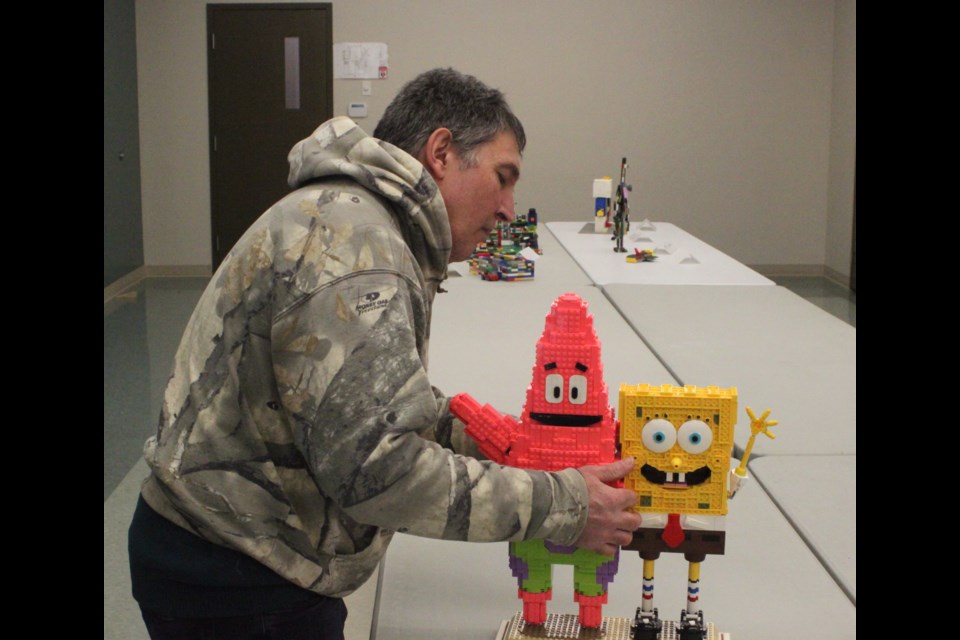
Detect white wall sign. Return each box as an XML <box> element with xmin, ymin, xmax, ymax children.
<box><xmin>333</xmin><ymin>43</ymin><xmax>388</xmax><ymax>79</ymax></box>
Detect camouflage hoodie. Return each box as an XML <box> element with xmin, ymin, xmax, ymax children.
<box><xmin>141</xmin><ymin>117</ymin><xmax>589</xmax><ymax>598</ymax></box>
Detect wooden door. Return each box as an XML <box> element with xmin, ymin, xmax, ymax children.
<box><xmin>207</xmin><ymin>4</ymin><xmax>332</xmax><ymax>268</ymax></box>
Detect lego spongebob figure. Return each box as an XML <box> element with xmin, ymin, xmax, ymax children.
<box><xmin>619</xmin><ymin>384</ymin><xmax>775</xmax><ymax>640</ymax></box>
<box><xmin>450</xmin><ymin>293</ymin><xmax>619</xmax><ymax>628</ymax></box>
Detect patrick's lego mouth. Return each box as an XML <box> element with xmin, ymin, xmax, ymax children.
<box><xmin>530</xmin><ymin>413</ymin><xmax>602</xmax><ymax>427</ymax></box>
<box><xmin>640</xmin><ymin>463</ymin><xmax>711</xmax><ymax>488</ymax></box>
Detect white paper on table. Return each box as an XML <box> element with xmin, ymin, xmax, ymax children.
<box><xmin>447</xmin><ymin>261</ymin><xmax>471</xmax><ymax>277</ymax></box>
<box><xmin>655</xmin><ymin>242</ymin><xmax>675</xmax><ymax>255</ymax></box>
<box><xmin>520</xmin><ymin>247</ymin><xmax>541</xmax><ymax>261</ymax></box>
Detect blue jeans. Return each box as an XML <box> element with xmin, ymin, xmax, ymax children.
<box><xmin>140</xmin><ymin>596</ymin><xmax>348</xmax><ymax>640</ymax></box>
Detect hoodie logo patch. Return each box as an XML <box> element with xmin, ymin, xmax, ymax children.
<box><xmin>356</xmin><ymin>289</ymin><xmax>392</xmax><ymax>315</ymax></box>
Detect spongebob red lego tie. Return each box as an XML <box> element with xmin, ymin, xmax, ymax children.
<box><xmin>662</xmin><ymin>513</ymin><xmax>685</xmax><ymax>548</ymax></box>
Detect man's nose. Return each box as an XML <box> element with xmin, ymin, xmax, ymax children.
<box><xmin>497</xmin><ymin>195</ymin><xmax>517</xmax><ymax>223</ymax></box>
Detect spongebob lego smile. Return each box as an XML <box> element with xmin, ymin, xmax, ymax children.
<box><xmin>640</xmin><ymin>463</ymin><xmax>712</xmax><ymax>488</ymax></box>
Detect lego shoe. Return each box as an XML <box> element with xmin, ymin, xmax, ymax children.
<box><xmin>632</xmin><ymin>607</ymin><xmax>662</xmax><ymax>640</ymax></box>
<box><xmin>678</xmin><ymin>610</ymin><xmax>707</xmax><ymax>640</ymax></box>
<box><xmin>519</xmin><ymin>589</ymin><xmax>550</xmax><ymax>625</ymax></box>
<box><xmin>575</xmin><ymin>592</ymin><xmax>607</xmax><ymax>628</ymax></box>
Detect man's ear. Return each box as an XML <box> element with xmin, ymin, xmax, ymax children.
<box><xmin>418</xmin><ymin>128</ymin><xmax>454</xmax><ymax>181</ymax></box>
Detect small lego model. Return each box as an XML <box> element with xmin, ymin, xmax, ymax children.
<box><xmin>612</xmin><ymin>158</ymin><xmax>630</xmax><ymax>253</ymax></box>
<box><xmin>593</xmin><ymin>177</ymin><xmax>613</xmax><ymax>233</ymax></box>
<box><xmin>618</xmin><ymin>384</ymin><xmax>776</xmax><ymax>640</ymax></box>
<box><xmin>466</xmin><ymin>208</ymin><xmax>540</xmax><ymax>281</ymax></box>
<box><xmin>468</xmin><ymin>244</ymin><xmax>535</xmax><ymax>281</ymax></box>
<box><xmin>526</xmin><ymin>208</ymin><xmax>539</xmax><ymax>225</ymax></box>
<box><xmin>626</xmin><ymin>248</ymin><xmax>657</xmax><ymax>263</ymax></box>
<box><xmin>509</xmin><ymin>208</ymin><xmax>542</xmax><ymax>254</ymax></box>
<box><xmin>451</xmin><ymin>293</ymin><xmax>620</xmax><ymax>629</ymax></box>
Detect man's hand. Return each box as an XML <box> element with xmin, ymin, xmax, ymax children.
<box><xmin>574</xmin><ymin>458</ymin><xmax>642</xmax><ymax>555</ymax></box>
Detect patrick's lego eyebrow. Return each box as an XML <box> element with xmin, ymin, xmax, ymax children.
<box><xmin>543</xmin><ymin>362</ymin><xmax>589</xmax><ymax>371</ymax></box>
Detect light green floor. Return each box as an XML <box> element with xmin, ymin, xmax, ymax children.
<box><xmin>773</xmin><ymin>275</ymin><xmax>856</xmax><ymax>327</ymax></box>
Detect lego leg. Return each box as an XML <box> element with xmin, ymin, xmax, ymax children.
<box><xmin>572</xmin><ymin>548</ymin><xmax>619</xmax><ymax>628</ymax></box>
<box><xmin>641</xmin><ymin>558</ymin><xmax>656</xmax><ymax>616</ymax></box>
<box><xmin>574</xmin><ymin>592</ymin><xmax>607</xmax><ymax>629</ymax></box>
<box><xmin>520</xmin><ymin>589</ymin><xmax>551</xmax><ymax>626</ymax></box>
<box><xmin>678</xmin><ymin>561</ymin><xmax>706</xmax><ymax>640</ymax></box>
<box><xmin>511</xmin><ymin>541</ymin><xmax>553</xmax><ymax>626</ymax></box>
<box><xmin>685</xmin><ymin>561</ymin><xmax>701</xmax><ymax>615</ymax></box>
<box><xmin>633</xmin><ymin>558</ymin><xmax>662</xmax><ymax>640</ymax></box>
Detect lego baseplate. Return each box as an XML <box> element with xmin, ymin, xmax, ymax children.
<box><xmin>496</xmin><ymin>613</ymin><xmax>632</xmax><ymax>640</ymax></box>
<box><xmin>495</xmin><ymin>612</ymin><xmax>728</xmax><ymax>640</ymax></box>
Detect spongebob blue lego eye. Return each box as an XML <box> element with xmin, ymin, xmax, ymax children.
<box><xmin>642</xmin><ymin>418</ymin><xmax>677</xmax><ymax>453</ymax></box>
<box><xmin>677</xmin><ymin>420</ymin><xmax>713</xmax><ymax>454</ymax></box>
<box><xmin>545</xmin><ymin>374</ymin><xmax>563</xmax><ymax>404</ymax></box>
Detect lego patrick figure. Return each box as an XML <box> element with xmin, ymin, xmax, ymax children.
<box><xmin>450</xmin><ymin>293</ymin><xmax>620</xmax><ymax>628</ymax></box>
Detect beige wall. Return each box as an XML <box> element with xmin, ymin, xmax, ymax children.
<box><xmin>136</xmin><ymin>0</ymin><xmax>855</xmax><ymax>277</ymax></box>
<box><xmin>825</xmin><ymin>0</ymin><xmax>856</xmax><ymax>280</ymax></box>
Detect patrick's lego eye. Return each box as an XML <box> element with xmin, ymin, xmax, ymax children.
<box><xmin>677</xmin><ymin>420</ymin><xmax>713</xmax><ymax>454</ymax></box>
<box><xmin>642</xmin><ymin>419</ymin><xmax>677</xmax><ymax>453</ymax></box>
<box><xmin>545</xmin><ymin>374</ymin><xmax>564</xmax><ymax>404</ymax></box>
<box><xmin>568</xmin><ymin>375</ymin><xmax>587</xmax><ymax>404</ymax></box>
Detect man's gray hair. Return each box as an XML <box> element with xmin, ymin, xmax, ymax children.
<box><xmin>374</xmin><ymin>68</ymin><xmax>526</xmax><ymax>166</ymax></box>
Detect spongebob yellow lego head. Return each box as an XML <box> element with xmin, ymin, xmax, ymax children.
<box><xmin>619</xmin><ymin>384</ymin><xmax>737</xmax><ymax>516</ymax></box>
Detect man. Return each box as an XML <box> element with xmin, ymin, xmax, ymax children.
<box><xmin>128</xmin><ymin>68</ymin><xmax>640</xmax><ymax>639</ymax></box>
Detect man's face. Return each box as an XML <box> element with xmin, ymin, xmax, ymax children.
<box><xmin>439</xmin><ymin>132</ymin><xmax>521</xmax><ymax>262</ymax></box>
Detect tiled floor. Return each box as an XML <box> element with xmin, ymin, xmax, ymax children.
<box><xmin>104</xmin><ymin>277</ymin><xmax>209</xmax><ymax>500</ymax></box>
<box><xmin>773</xmin><ymin>275</ymin><xmax>856</xmax><ymax>328</ymax></box>
<box><xmin>104</xmin><ymin>277</ymin><xmax>209</xmax><ymax>640</ymax></box>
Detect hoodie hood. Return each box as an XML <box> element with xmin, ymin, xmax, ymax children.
<box><xmin>287</xmin><ymin>116</ymin><xmax>451</xmax><ymax>282</ymax></box>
